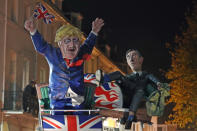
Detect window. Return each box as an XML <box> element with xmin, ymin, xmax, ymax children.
<box><xmin>51</xmin><ymin>0</ymin><xmax>56</xmax><ymax>4</ymax></box>
<box><xmin>10</xmin><ymin>0</ymin><xmax>19</xmax><ymax>23</ymax></box>
<box><xmin>22</xmin><ymin>58</ymin><xmax>30</xmax><ymax>90</ymax></box>
<box><xmin>70</xmin><ymin>12</ymin><xmax>82</xmax><ymax>29</ymax></box>
<box><xmin>0</xmin><ymin>0</ymin><xmax>3</xmax><ymax>13</ymax></box>
<box><xmin>24</xmin><ymin>5</ymin><xmax>31</xmax><ymax>23</ymax></box>
<box><xmin>56</xmin><ymin>0</ymin><xmax>62</xmax><ymax>9</ymax></box>
<box><xmin>55</xmin><ymin>0</ymin><xmax>58</xmax><ymax>5</ymax></box>
<box><xmin>4</xmin><ymin>51</ymin><xmax>19</xmax><ymax>110</ymax></box>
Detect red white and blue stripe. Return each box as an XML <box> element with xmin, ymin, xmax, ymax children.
<box><xmin>42</xmin><ymin>115</ymin><xmax>102</xmax><ymax>131</ymax></box>
<box><xmin>84</xmin><ymin>73</ymin><xmax>123</xmax><ymax>109</ymax></box>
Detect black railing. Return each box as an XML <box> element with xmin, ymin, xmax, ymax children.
<box><xmin>3</xmin><ymin>90</ymin><xmax>39</xmax><ymax>116</ymax></box>
<box><xmin>4</xmin><ymin>90</ymin><xmax>23</xmax><ymax>110</ymax></box>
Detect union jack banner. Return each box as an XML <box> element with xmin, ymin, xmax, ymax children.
<box><xmin>94</xmin><ymin>82</ymin><xmax>123</xmax><ymax>109</ymax></box>
<box><xmin>33</xmin><ymin>3</ymin><xmax>55</xmax><ymax>24</ymax></box>
<box><xmin>42</xmin><ymin>115</ymin><xmax>102</xmax><ymax>131</ymax></box>
<box><xmin>84</xmin><ymin>73</ymin><xmax>123</xmax><ymax>110</ymax></box>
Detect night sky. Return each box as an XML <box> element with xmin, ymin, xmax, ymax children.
<box><xmin>62</xmin><ymin>0</ymin><xmax>193</xmax><ymax>80</ymax></box>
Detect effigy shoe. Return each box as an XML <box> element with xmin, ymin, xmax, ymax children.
<box><xmin>125</xmin><ymin>120</ymin><xmax>133</xmax><ymax>129</ymax></box>
<box><xmin>125</xmin><ymin>115</ymin><xmax>134</xmax><ymax>129</ymax></box>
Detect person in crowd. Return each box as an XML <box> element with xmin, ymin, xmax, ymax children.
<box><xmin>23</xmin><ymin>80</ymin><xmax>38</xmax><ymax>114</ymax></box>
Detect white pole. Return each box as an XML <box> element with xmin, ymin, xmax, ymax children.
<box><xmin>1</xmin><ymin>0</ymin><xmax>8</xmax><ymax>130</ymax></box>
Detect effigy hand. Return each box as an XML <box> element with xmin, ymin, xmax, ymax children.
<box><xmin>92</xmin><ymin>18</ymin><xmax>104</xmax><ymax>34</ymax></box>
<box><xmin>157</xmin><ymin>82</ymin><xmax>162</xmax><ymax>90</ymax></box>
<box><xmin>24</xmin><ymin>17</ymin><xmax>36</xmax><ymax>33</ymax></box>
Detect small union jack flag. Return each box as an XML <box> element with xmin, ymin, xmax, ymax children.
<box><xmin>43</xmin><ymin>13</ymin><xmax>55</xmax><ymax>24</ymax></box>
<box><xmin>33</xmin><ymin>3</ymin><xmax>55</xmax><ymax>24</ymax></box>
<box><xmin>42</xmin><ymin>115</ymin><xmax>102</xmax><ymax>131</ymax></box>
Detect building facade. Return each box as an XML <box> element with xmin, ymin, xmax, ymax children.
<box><xmin>0</xmin><ymin>0</ymin><xmax>124</xmax><ymax>130</ymax></box>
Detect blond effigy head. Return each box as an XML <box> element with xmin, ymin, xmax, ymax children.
<box><xmin>55</xmin><ymin>24</ymin><xmax>84</xmax><ymax>43</ymax></box>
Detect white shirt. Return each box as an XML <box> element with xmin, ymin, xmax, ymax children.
<box><xmin>133</xmin><ymin>71</ymin><xmax>142</xmax><ymax>76</ymax></box>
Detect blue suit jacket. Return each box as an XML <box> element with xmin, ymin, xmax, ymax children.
<box><xmin>31</xmin><ymin>31</ymin><xmax>97</xmax><ymax>107</ymax></box>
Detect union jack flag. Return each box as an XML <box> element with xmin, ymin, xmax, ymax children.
<box><xmin>33</xmin><ymin>3</ymin><xmax>55</xmax><ymax>24</ymax></box>
<box><xmin>43</xmin><ymin>14</ymin><xmax>55</xmax><ymax>24</ymax></box>
<box><xmin>84</xmin><ymin>73</ymin><xmax>123</xmax><ymax>109</ymax></box>
<box><xmin>94</xmin><ymin>82</ymin><xmax>123</xmax><ymax>109</ymax></box>
<box><xmin>42</xmin><ymin>115</ymin><xmax>102</xmax><ymax>131</ymax></box>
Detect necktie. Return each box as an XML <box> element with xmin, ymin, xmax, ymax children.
<box><xmin>135</xmin><ymin>73</ymin><xmax>140</xmax><ymax>81</ymax></box>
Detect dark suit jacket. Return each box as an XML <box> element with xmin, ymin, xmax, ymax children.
<box><xmin>119</xmin><ymin>71</ymin><xmax>160</xmax><ymax>108</ymax></box>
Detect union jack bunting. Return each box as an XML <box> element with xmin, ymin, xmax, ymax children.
<box><xmin>42</xmin><ymin>115</ymin><xmax>102</xmax><ymax>131</ymax></box>
<box><xmin>33</xmin><ymin>3</ymin><xmax>55</xmax><ymax>24</ymax></box>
